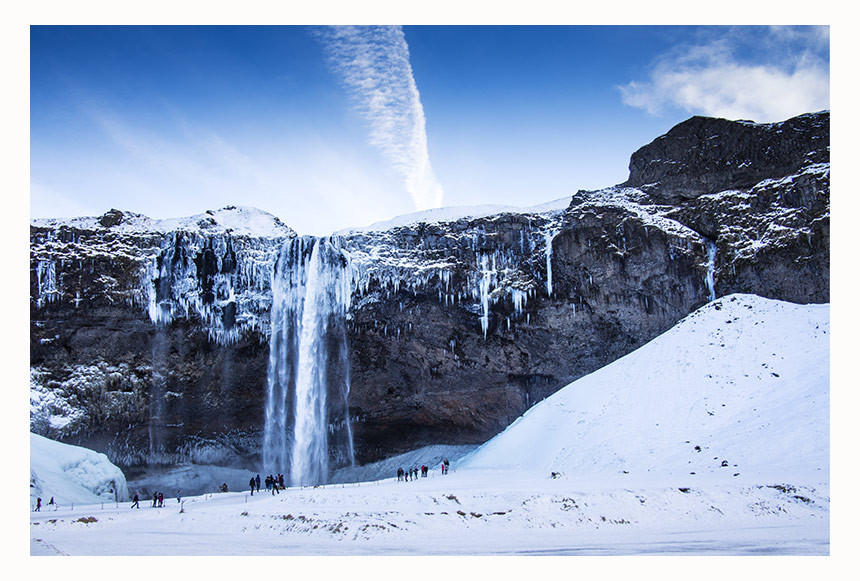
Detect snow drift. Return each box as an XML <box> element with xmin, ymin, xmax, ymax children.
<box><xmin>30</xmin><ymin>433</ymin><xmax>129</xmax><ymax>506</ymax></box>
<box><xmin>462</xmin><ymin>293</ymin><xmax>829</xmax><ymax>483</ymax></box>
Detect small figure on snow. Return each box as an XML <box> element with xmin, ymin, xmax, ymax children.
<box><xmin>158</xmin><ymin>492</ymin><xmax>164</xmax><ymax>507</ymax></box>
<box><xmin>35</xmin><ymin>497</ymin><xmax>41</xmax><ymax>512</ymax></box>
<box><xmin>131</xmin><ymin>493</ymin><xmax>140</xmax><ymax>508</ymax></box>
<box><xmin>152</xmin><ymin>492</ymin><xmax>158</xmax><ymax>508</ymax></box>
<box><xmin>249</xmin><ymin>477</ymin><xmax>256</xmax><ymax>495</ymax></box>
<box><xmin>255</xmin><ymin>474</ymin><xmax>261</xmax><ymax>491</ymax></box>
<box><xmin>177</xmin><ymin>489</ymin><xmax>182</xmax><ymax>503</ymax></box>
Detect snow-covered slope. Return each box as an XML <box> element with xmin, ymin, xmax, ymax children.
<box><xmin>30</xmin><ymin>433</ymin><xmax>129</xmax><ymax>507</ymax></box>
<box><xmin>461</xmin><ymin>294</ymin><xmax>829</xmax><ymax>483</ymax></box>
<box><xmin>330</xmin><ymin>444</ymin><xmax>477</xmax><ymax>484</ymax></box>
<box><xmin>337</xmin><ymin>196</ymin><xmax>571</xmax><ymax>234</ymax></box>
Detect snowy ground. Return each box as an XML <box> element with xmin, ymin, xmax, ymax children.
<box><xmin>30</xmin><ymin>467</ymin><xmax>827</xmax><ymax>556</ymax></box>
<box><xmin>29</xmin><ymin>294</ymin><xmax>831</xmax><ymax>557</ymax></box>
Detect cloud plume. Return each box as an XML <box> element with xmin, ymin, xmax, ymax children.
<box><xmin>313</xmin><ymin>25</ymin><xmax>444</xmax><ymax>210</ymax></box>
<box><xmin>619</xmin><ymin>26</ymin><xmax>830</xmax><ymax>123</ymax></box>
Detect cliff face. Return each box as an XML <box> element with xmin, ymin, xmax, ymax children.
<box><xmin>29</xmin><ymin>111</ymin><xmax>830</xmax><ymax>474</ymax></box>
<box><xmin>625</xmin><ymin>111</ymin><xmax>829</xmax><ymax>305</ymax></box>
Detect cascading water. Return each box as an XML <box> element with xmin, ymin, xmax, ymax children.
<box><xmin>704</xmin><ymin>240</ymin><xmax>717</xmax><ymax>302</ymax></box>
<box><xmin>544</xmin><ymin>228</ymin><xmax>560</xmax><ymax>297</ymax></box>
<box><xmin>263</xmin><ymin>236</ymin><xmax>354</xmax><ymax>486</ymax></box>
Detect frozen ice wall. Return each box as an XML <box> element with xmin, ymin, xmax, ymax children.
<box><xmin>30</xmin><ymin>432</ymin><xmax>129</xmax><ymax>506</ymax></box>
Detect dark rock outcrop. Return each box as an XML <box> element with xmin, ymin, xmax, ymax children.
<box><xmin>624</xmin><ymin>111</ymin><xmax>828</xmax><ymax>204</ymax></box>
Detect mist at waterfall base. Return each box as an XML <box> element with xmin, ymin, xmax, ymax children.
<box><xmin>30</xmin><ymin>294</ymin><xmax>829</xmax><ymax>556</ymax></box>
<box><xmin>263</xmin><ymin>236</ymin><xmax>355</xmax><ymax>487</ymax></box>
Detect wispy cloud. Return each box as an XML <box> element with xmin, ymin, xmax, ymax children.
<box><xmin>313</xmin><ymin>25</ymin><xmax>444</xmax><ymax>210</ymax></box>
<box><xmin>618</xmin><ymin>26</ymin><xmax>830</xmax><ymax>122</ymax></box>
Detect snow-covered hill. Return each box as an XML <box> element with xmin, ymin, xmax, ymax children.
<box><xmin>461</xmin><ymin>294</ymin><xmax>829</xmax><ymax>482</ymax></box>
<box><xmin>30</xmin><ymin>433</ymin><xmax>129</xmax><ymax>507</ymax></box>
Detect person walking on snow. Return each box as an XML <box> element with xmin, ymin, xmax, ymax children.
<box><xmin>131</xmin><ymin>493</ymin><xmax>140</xmax><ymax>508</ymax></box>
<box><xmin>255</xmin><ymin>474</ymin><xmax>261</xmax><ymax>491</ymax></box>
<box><xmin>250</xmin><ymin>477</ymin><xmax>256</xmax><ymax>495</ymax></box>
<box><xmin>177</xmin><ymin>490</ymin><xmax>182</xmax><ymax>503</ymax></box>
<box><xmin>35</xmin><ymin>497</ymin><xmax>41</xmax><ymax>512</ymax></box>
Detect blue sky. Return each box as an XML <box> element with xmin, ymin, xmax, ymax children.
<box><xmin>30</xmin><ymin>25</ymin><xmax>830</xmax><ymax>235</ymax></box>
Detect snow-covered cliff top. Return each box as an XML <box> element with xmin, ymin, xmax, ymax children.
<box><xmin>337</xmin><ymin>196</ymin><xmax>572</xmax><ymax>234</ymax></box>
<box><xmin>31</xmin><ymin>205</ymin><xmax>295</xmax><ymax>239</ymax></box>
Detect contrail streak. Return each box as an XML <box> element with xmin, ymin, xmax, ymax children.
<box><xmin>313</xmin><ymin>25</ymin><xmax>444</xmax><ymax>210</ymax></box>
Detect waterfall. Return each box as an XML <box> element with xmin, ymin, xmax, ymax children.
<box><xmin>478</xmin><ymin>253</ymin><xmax>494</xmax><ymax>339</ymax></box>
<box><xmin>705</xmin><ymin>240</ymin><xmax>717</xmax><ymax>302</ymax></box>
<box><xmin>263</xmin><ymin>237</ymin><xmax>354</xmax><ymax>486</ymax></box>
<box><xmin>544</xmin><ymin>229</ymin><xmax>560</xmax><ymax>297</ymax></box>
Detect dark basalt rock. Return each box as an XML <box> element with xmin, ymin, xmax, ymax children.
<box><xmin>624</xmin><ymin>111</ymin><xmax>829</xmax><ymax>205</ymax></box>
<box><xmin>29</xmin><ymin>112</ymin><xmax>830</xmax><ymax>473</ymax></box>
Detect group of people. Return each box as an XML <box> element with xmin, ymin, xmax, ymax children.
<box><xmin>249</xmin><ymin>473</ymin><xmax>285</xmax><ymax>495</ymax></box>
<box><xmin>397</xmin><ymin>459</ymin><xmax>450</xmax><ymax>481</ymax></box>
<box><xmin>117</xmin><ymin>489</ymin><xmax>181</xmax><ymax>509</ymax></box>
<box><xmin>33</xmin><ymin>496</ymin><xmax>55</xmax><ymax>511</ymax></box>
<box><xmin>112</xmin><ymin>457</ymin><xmax>455</xmax><ymax>511</ymax></box>
<box><xmin>132</xmin><ymin>490</ymin><xmax>181</xmax><ymax>508</ymax></box>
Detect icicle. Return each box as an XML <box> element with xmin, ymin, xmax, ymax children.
<box><xmin>511</xmin><ymin>287</ymin><xmax>528</xmax><ymax>317</ymax></box>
